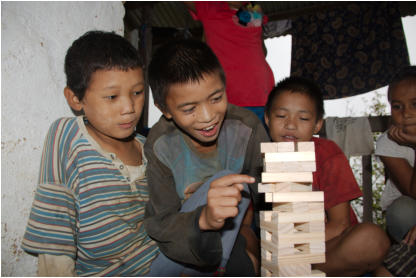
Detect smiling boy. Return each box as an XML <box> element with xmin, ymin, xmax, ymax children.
<box><xmin>264</xmin><ymin>76</ymin><xmax>390</xmax><ymax>276</ymax></box>
<box><xmin>144</xmin><ymin>39</ymin><xmax>269</xmax><ymax>275</ymax></box>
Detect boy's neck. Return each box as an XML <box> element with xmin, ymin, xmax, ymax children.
<box><xmin>84</xmin><ymin>121</ymin><xmax>142</xmax><ymax>166</ymax></box>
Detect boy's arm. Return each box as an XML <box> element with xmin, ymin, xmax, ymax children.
<box><xmin>144</xmin><ymin>148</ymin><xmax>223</xmax><ymax>267</ymax></box>
<box><xmin>383</xmin><ymin>117</ymin><xmax>416</xmax><ymax>198</ymax></box>
<box><xmin>325</xmin><ymin>202</ymin><xmax>351</xmax><ymax>241</ymax></box>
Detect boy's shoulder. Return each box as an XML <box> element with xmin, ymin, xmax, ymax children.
<box><xmin>225</xmin><ymin>104</ymin><xmax>262</xmax><ymax>127</ymax></box>
<box><xmin>312</xmin><ymin>137</ymin><xmax>345</xmax><ymax>162</ymax></box>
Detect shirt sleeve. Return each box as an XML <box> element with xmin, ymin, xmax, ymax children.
<box><xmin>316</xmin><ymin>140</ymin><xmax>362</xmax><ymax>211</ymax></box>
<box><xmin>143</xmin><ymin>140</ymin><xmax>222</xmax><ymax>267</ymax></box>
<box><xmin>38</xmin><ymin>254</ymin><xmax>76</xmax><ymax>276</ymax></box>
<box><xmin>21</xmin><ymin>119</ymin><xmax>77</xmax><ymax>258</ymax></box>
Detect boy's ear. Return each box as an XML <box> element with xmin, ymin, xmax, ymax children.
<box><xmin>264</xmin><ymin>113</ymin><xmax>270</xmax><ymax>128</ymax></box>
<box><xmin>314</xmin><ymin>118</ymin><xmax>324</xmax><ymax>134</ymax></box>
<box><xmin>64</xmin><ymin>87</ymin><xmax>83</xmax><ymax>111</ymax></box>
<box><xmin>155</xmin><ymin>104</ymin><xmax>173</xmax><ymax>120</ymax></box>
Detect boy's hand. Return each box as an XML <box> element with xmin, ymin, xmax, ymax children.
<box><xmin>388</xmin><ymin>117</ymin><xmax>416</xmax><ymax>149</ymax></box>
<box><xmin>402</xmin><ymin>225</ymin><xmax>416</xmax><ymax>246</ymax></box>
<box><xmin>199</xmin><ymin>174</ymin><xmax>255</xmax><ymax>231</ymax></box>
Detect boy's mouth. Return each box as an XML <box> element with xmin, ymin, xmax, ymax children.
<box><xmin>199</xmin><ymin>123</ymin><xmax>218</xmax><ymax>137</ymax></box>
<box><xmin>282</xmin><ymin>135</ymin><xmax>298</xmax><ymax>141</ymax></box>
<box><xmin>119</xmin><ymin>120</ymin><xmax>135</xmax><ymax>129</ymax></box>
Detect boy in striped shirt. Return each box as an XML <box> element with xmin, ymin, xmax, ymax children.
<box><xmin>21</xmin><ymin>31</ymin><xmax>160</xmax><ymax>276</ymax></box>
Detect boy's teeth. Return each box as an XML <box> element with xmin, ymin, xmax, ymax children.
<box><xmin>203</xmin><ymin>125</ymin><xmax>214</xmax><ymax>131</ymax></box>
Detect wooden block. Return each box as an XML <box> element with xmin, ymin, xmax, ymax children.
<box><xmin>261</xmin><ymin>142</ymin><xmax>296</xmax><ymax>153</ymax></box>
<box><xmin>262</xmin><ymin>172</ymin><xmax>313</xmax><ymax>183</ymax></box>
<box><xmin>311</xmin><ymin>269</ymin><xmax>326</xmax><ymax>277</ymax></box>
<box><xmin>277</xmin><ymin>232</ymin><xmax>325</xmax><ymax>244</ymax></box>
<box><xmin>261</xmin><ymin>210</ymin><xmax>325</xmax><ymax>225</ymax></box>
<box><xmin>264</xmin><ymin>151</ymin><xmax>315</xmax><ymax>162</ymax></box>
<box><xmin>297</xmin><ymin>141</ymin><xmax>315</xmax><ymax>152</ymax></box>
<box><xmin>295</xmin><ymin>221</ymin><xmax>325</xmax><ymax>233</ymax></box>
<box><xmin>264</xmin><ymin>161</ymin><xmax>316</xmax><ymax>172</ymax></box>
<box><xmin>309</xmin><ymin>242</ymin><xmax>326</xmax><ymax>253</ymax></box>
<box><xmin>269</xmin><ymin>191</ymin><xmax>324</xmax><ymax>203</ymax></box>
<box><xmin>278</xmin><ymin>252</ymin><xmax>325</xmax><ymax>264</ymax></box>
<box><xmin>261</xmin><ymin>142</ymin><xmax>278</xmax><ymax>153</ymax></box>
<box><xmin>258</xmin><ymin>182</ymin><xmax>312</xmax><ymax>193</ymax></box>
<box><xmin>277</xmin><ymin>263</ymin><xmax>312</xmax><ymax>276</ymax></box>
<box><xmin>273</xmin><ymin>201</ymin><xmax>324</xmax><ymax>213</ymax></box>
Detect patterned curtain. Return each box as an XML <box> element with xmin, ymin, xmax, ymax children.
<box><xmin>290</xmin><ymin>2</ymin><xmax>410</xmax><ymax>99</ymax></box>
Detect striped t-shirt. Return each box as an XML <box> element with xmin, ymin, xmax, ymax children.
<box><xmin>21</xmin><ymin>117</ymin><xmax>159</xmax><ymax>276</ymax></box>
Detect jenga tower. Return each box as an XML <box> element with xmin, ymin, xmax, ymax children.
<box><xmin>259</xmin><ymin>142</ymin><xmax>326</xmax><ymax>277</ymax></box>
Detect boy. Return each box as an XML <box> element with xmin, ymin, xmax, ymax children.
<box><xmin>144</xmin><ymin>39</ymin><xmax>269</xmax><ymax>275</ymax></box>
<box><xmin>264</xmin><ymin>76</ymin><xmax>390</xmax><ymax>276</ymax></box>
<box><xmin>21</xmin><ymin>31</ymin><xmax>160</xmax><ymax>276</ymax></box>
<box><xmin>375</xmin><ymin>66</ymin><xmax>416</xmax><ymax>276</ymax></box>
<box><xmin>375</xmin><ymin>66</ymin><xmax>416</xmax><ymax>244</ymax></box>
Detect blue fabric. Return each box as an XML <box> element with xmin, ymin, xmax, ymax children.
<box><xmin>146</xmin><ymin>170</ymin><xmax>250</xmax><ymax>276</ymax></box>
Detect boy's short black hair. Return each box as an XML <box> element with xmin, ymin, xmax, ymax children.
<box><xmin>148</xmin><ymin>39</ymin><xmax>226</xmax><ymax>112</ymax></box>
<box><xmin>64</xmin><ymin>30</ymin><xmax>142</xmax><ymax>100</ymax></box>
<box><xmin>388</xmin><ymin>65</ymin><xmax>416</xmax><ymax>101</ymax></box>
<box><xmin>265</xmin><ymin>76</ymin><xmax>325</xmax><ymax>121</ymax></box>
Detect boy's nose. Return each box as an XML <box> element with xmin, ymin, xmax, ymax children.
<box><xmin>199</xmin><ymin>104</ymin><xmax>213</xmax><ymax>123</ymax></box>
<box><xmin>121</xmin><ymin>96</ymin><xmax>135</xmax><ymax>114</ymax></box>
<box><xmin>285</xmin><ymin>117</ymin><xmax>296</xmax><ymax>130</ymax></box>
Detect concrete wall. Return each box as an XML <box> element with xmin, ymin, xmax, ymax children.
<box><xmin>1</xmin><ymin>2</ymin><xmax>125</xmax><ymax>276</ymax></box>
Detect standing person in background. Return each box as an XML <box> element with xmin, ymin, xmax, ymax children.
<box><xmin>185</xmin><ymin>1</ymin><xmax>275</xmax><ymax>121</ymax></box>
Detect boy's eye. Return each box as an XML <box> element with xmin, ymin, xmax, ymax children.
<box><xmin>391</xmin><ymin>104</ymin><xmax>402</xmax><ymax>110</ymax></box>
<box><xmin>182</xmin><ymin>107</ymin><xmax>195</xmax><ymax>114</ymax></box>
<box><xmin>275</xmin><ymin>114</ymin><xmax>285</xmax><ymax>118</ymax></box>
<box><xmin>300</xmin><ymin>117</ymin><xmax>310</xmax><ymax>121</ymax></box>
<box><xmin>133</xmin><ymin>90</ymin><xmax>143</xmax><ymax>96</ymax></box>
<box><xmin>211</xmin><ymin>94</ymin><xmax>223</xmax><ymax>103</ymax></box>
<box><xmin>105</xmin><ymin>95</ymin><xmax>116</xmax><ymax>100</ymax></box>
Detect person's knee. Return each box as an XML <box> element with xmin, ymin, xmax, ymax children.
<box><xmin>386</xmin><ymin>196</ymin><xmax>416</xmax><ymax>241</ymax></box>
<box><xmin>354</xmin><ymin>223</ymin><xmax>390</xmax><ymax>260</ymax></box>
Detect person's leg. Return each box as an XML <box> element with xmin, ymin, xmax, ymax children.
<box><xmin>386</xmin><ymin>195</ymin><xmax>416</xmax><ymax>243</ymax></box>
<box><xmin>313</xmin><ymin>223</ymin><xmax>390</xmax><ymax>276</ymax></box>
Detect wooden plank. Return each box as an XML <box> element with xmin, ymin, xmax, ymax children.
<box><xmin>270</xmin><ymin>191</ymin><xmax>324</xmax><ymax>203</ymax></box>
<box><xmin>264</xmin><ymin>151</ymin><xmax>315</xmax><ymax>162</ymax></box>
<box><xmin>276</xmin><ymin>232</ymin><xmax>325</xmax><ymax>244</ymax></box>
<box><xmin>297</xmin><ymin>141</ymin><xmax>315</xmax><ymax>152</ymax></box>
<box><xmin>262</xmin><ymin>172</ymin><xmax>313</xmax><ymax>183</ymax></box>
<box><xmin>261</xmin><ymin>142</ymin><xmax>296</xmax><ymax>153</ymax></box>
<box><xmin>277</xmin><ymin>263</ymin><xmax>312</xmax><ymax>276</ymax></box>
<box><xmin>261</xmin><ymin>211</ymin><xmax>325</xmax><ymax>225</ymax></box>
<box><xmin>278</xmin><ymin>252</ymin><xmax>325</xmax><ymax>264</ymax></box>
<box><xmin>258</xmin><ymin>182</ymin><xmax>312</xmax><ymax>193</ymax></box>
<box><xmin>264</xmin><ymin>161</ymin><xmax>316</xmax><ymax>172</ymax></box>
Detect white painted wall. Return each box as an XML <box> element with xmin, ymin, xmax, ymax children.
<box><xmin>1</xmin><ymin>2</ymin><xmax>125</xmax><ymax>276</ymax></box>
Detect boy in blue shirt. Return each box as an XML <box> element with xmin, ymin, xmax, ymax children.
<box><xmin>144</xmin><ymin>39</ymin><xmax>269</xmax><ymax>275</ymax></box>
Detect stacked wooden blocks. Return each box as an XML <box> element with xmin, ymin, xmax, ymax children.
<box><xmin>259</xmin><ymin>142</ymin><xmax>326</xmax><ymax>277</ymax></box>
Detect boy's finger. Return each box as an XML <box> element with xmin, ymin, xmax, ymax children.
<box><xmin>211</xmin><ymin>174</ymin><xmax>255</xmax><ymax>188</ymax></box>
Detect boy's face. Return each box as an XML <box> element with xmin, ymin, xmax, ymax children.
<box><xmin>390</xmin><ymin>80</ymin><xmax>416</xmax><ymax>128</ymax></box>
<box><xmin>265</xmin><ymin>90</ymin><xmax>323</xmax><ymax>142</ymax></box>
<box><xmin>162</xmin><ymin>72</ymin><xmax>227</xmax><ymax>152</ymax></box>
<box><xmin>66</xmin><ymin>68</ymin><xmax>145</xmax><ymax>144</ymax></box>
